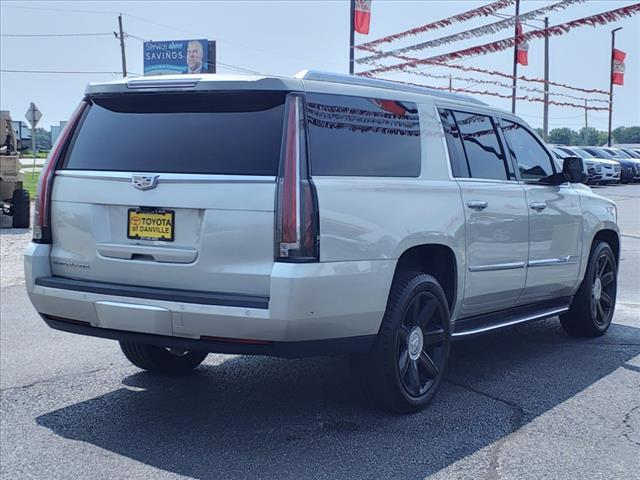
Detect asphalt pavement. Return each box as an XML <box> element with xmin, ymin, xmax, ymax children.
<box><xmin>1</xmin><ymin>184</ymin><xmax>638</xmax><ymax>480</ymax></box>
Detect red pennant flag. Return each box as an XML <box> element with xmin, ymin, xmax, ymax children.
<box><xmin>354</xmin><ymin>0</ymin><xmax>372</xmax><ymax>35</ymax></box>
<box><xmin>372</xmin><ymin>99</ymin><xmax>407</xmax><ymax>116</ymax></box>
<box><xmin>515</xmin><ymin>21</ymin><xmax>529</xmax><ymax>66</ymax></box>
<box><xmin>612</xmin><ymin>48</ymin><xmax>626</xmax><ymax>85</ymax></box>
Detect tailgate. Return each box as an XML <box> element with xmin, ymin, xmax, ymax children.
<box><xmin>49</xmin><ymin>91</ymin><xmax>286</xmax><ymax>297</ymax></box>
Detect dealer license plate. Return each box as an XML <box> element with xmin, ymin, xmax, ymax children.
<box><xmin>127</xmin><ymin>208</ymin><xmax>175</xmax><ymax>242</ymax></box>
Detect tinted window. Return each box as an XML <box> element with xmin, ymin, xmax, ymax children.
<box><xmin>306</xmin><ymin>93</ymin><xmax>421</xmax><ymax>177</ymax></box>
<box><xmin>571</xmin><ymin>147</ymin><xmax>594</xmax><ymax>159</ymax></box>
<box><xmin>556</xmin><ymin>146</ymin><xmax>576</xmax><ymax>157</ymax></box>
<box><xmin>65</xmin><ymin>92</ymin><xmax>286</xmax><ymax>175</ymax></box>
<box><xmin>582</xmin><ymin>147</ymin><xmax>613</xmax><ymax>159</ymax></box>
<box><xmin>453</xmin><ymin>111</ymin><xmax>508</xmax><ymax>180</ymax></box>
<box><xmin>439</xmin><ymin>109</ymin><xmax>469</xmax><ymax>177</ymax></box>
<box><xmin>501</xmin><ymin>120</ymin><xmax>555</xmax><ymax>182</ymax></box>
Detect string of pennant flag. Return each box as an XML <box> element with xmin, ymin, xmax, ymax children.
<box><xmin>356</xmin><ymin>0</ymin><xmax>517</xmax><ymax>49</ymax></box>
<box><xmin>351</xmin><ymin>1</ymin><xmax>636</xmax><ymax>103</ymax></box>
<box><xmin>356</xmin><ymin>0</ymin><xmax>586</xmax><ymax>61</ymax></box>
<box><xmin>390</xmin><ymin>68</ymin><xmax>611</xmax><ymax>104</ymax></box>
<box><xmin>402</xmin><ymin>61</ymin><xmax>611</xmax><ymax>95</ymax></box>
<box><xmin>397</xmin><ymin>80</ymin><xmax>611</xmax><ymax>111</ymax></box>
<box><xmin>359</xmin><ymin>4</ymin><xmax>639</xmax><ymax>76</ymax></box>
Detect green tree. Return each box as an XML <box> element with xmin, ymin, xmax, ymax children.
<box><xmin>612</xmin><ymin>126</ymin><xmax>640</xmax><ymax>144</ymax></box>
<box><xmin>549</xmin><ymin>128</ymin><xmax>577</xmax><ymax>145</ymax></box>
<box><xmin>577</xmin><ymin>127</ymin><xmax>601</xmax><ymax>146</ymax></box>
<box><xmin>596</xmin><ymin>131</ymin><xmax>609</xmax><ymax>146</ymax></box>
<box><xmin>34</xmin><ymin>127</ymin><xmax>51</xmax><ymax>151</ymax></box>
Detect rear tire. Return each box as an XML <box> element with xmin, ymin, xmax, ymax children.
<box><xmin>560</xmin><ymin>242</ymin><xmax>617</xmax><ymax>337</ymax></box>
<box><xmin>11</xmin><ymin>189</ymin><xmax>29</xmax><ymax>228</ymax></box>
<box><xmin>355</xmin><ymin>272</ymin><xmax>451</xmax><ymax>414</ymax></box>
<box><xmin>120</xmin><ymin>341</ymin><xmax>208</xmax><ymax>373</ymax></box>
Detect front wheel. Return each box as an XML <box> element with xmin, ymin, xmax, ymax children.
<box><xmin>560</xmin><ymin>242</ymin><xmax>617</xmax><ymax>337</ymax></box>
<box><xmin>120</xmin><ymin>341</ymin><xmax>208</xmax><ymax>373</ymax></box>
<box><xmin>356</xmin><ymin>273</ymin><xmax>451</xmax><ymax>414</ymax></box>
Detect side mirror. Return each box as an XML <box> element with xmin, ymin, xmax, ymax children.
<box><xmin>562</xmin><ymin>156</ymin><xmax>588</xmax><ymax>184</ymax></box>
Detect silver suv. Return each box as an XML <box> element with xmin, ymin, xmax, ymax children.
<box><xmin>25</xmin><ymin>71</ymin><xmax>620</xmax><ymax>413</ymax></box>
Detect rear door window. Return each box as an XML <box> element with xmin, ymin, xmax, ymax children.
<box><xmin>438</xmin><ymin>109</ymin><xmax>470</xmax><ymax>177</ymax></box>
<box><xmin>64</xmin><ymin>91</ymin><xmax>287</xmax><ymax>175</ymax></box>
<box><xmin>305</xmin><ymin>93</ymin><xmax>421</xmax><ymax>177</ymax></box>
<box><xmin>452</xmin><ymin>111</ymin><xmax>510</xmax><ymax>181</ymax></box>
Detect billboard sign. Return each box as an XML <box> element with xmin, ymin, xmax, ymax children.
<box><xmin>144</xmin><ymin>39</ymin><xmax>208</xmax><ymax>75</ymax></box>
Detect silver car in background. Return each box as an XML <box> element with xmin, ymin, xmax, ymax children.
<box><xmin>565</xmin><ymin>146</ymin><xmax>621</xmax><ymax>184</ymax></box>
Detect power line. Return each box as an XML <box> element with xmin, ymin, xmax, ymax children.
<box><xmin>1</xmin><ymin>32</ymin><xmax>114</xmax><ymax>37</ymax></box>
<box><xmin>1</xmin><ymin>69</ymin><xmax>142</xmax><ymax>76</ymax></box>
<box><xmin>0</xmin><ymin>4</ymin><xmax>118</xmax><ymax>15</ymax></box>
<box><xmin>1</xmin><ymin>3</ymin><xmax>342</xmax><ymax>68</ymax></box>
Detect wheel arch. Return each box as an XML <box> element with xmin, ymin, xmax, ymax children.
<box><xmin>390</xmin><ymin>243</ymin><xmax>460</xmax><ymax>313</ymax></box>
<box><xmin>592</xmin><ymin>228</ymin><xmax>620</xmax><ymax>266</ymax></box>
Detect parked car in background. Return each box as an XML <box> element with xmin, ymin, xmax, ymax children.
<box><xmin>563</xmin><ymin>146</ymin><xmax>621</xmax><ymax>185</ymax></box>
<box><xmin>582</xmin><ymin>147</ymin><xmax>636</xmax><ymax>184</ymax></box>
<box><xmin>551</xmin><ymin>146</ymin><xmax>601</xmax><ymax>185</ymax></box>
<box><xmin>619</xmin><ymin>148</ymin><xmax>640</xmax><ymax>159</ymax></box>
<box><xmin>602</xmin><ymin>148</ymin><xmax>640</xmax><ymax>183</ymax></box>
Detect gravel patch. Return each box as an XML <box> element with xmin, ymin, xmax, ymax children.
<box><xmin>1</xmin><ymin>202</ymin><xmax>33</xmax><ymax>287</ymax></box>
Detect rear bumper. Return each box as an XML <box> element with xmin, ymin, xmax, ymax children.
<box><xmin>25</xmin><ymin>243</ymin><xmax>394</xmax><ymax>349</ymax></box>
<box><xmin>41</xmin><ymin>315</ymin><xmax>375</xmax><ymax>358</ymax></box>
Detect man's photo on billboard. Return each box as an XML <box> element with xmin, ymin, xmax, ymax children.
<box><xmin>186</xmin><ymin>40</ymin><xmax>206</xmax><ymax>74</ymax></box>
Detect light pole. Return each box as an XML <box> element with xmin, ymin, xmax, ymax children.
<box><xmin>608</xmin><ymin>27</ymin><xmax>622</xmax><ymax>147</ymax></box>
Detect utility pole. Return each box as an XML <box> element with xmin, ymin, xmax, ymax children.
<box><xmin>584</xmin><ymin>99</ymin><xmax>588</xmax><ymax>129</ymax></box>
<box><xmin>511</xmin><ymin>0</ymin><xmax>520</xmax><ymax>113</ymax></box>
<box><xmin>608</xmin><ymin>27</ymin><xmax>622</xmax><ymax>147</ymax></box>
<box><xmin>349</xmin><ymin>0</ymin><xmax>355</xmax><ymax>74</ymax></box>
<box><xmin>542</xmin><ymin>17</ymin><xmax>549</xmax><ymax>141</ymax></box>
<box><xmin>117</xmin><ymin>14</ymin><xmax>127</xmax><ymax>77</ymax></box>
<box><xmin>448</xmin><ymin>75</ymin><xmax>452</xmax><ymax>92</ymax></box>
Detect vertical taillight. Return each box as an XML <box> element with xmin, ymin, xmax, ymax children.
<box><xmin>275</xmin><ymin>94</ymin><xmax>319</xmax><ymax>262</ymax></box>
<box><xmin>33</xmin><ymin>101</ymin><xmax>87</xmax><ymax>243</ymax></box>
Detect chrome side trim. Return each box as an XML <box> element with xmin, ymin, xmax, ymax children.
<box><xmin>56</xmin><ymin>171</ymin><xmax>276</xmax><ymax>184</ymax></box>
<box><xmin>468</xmin><ymin>261</ymin><xmax>526</xmax><ymax>272</ymax></box>
<box><xmin>452</xmin><ymin>306</ymin><xmax>569</xmax><ymax>338</ymax></box>
<box><xmin>528</xmin><ymin>255</ymin><xmax>579</xmax><ymax>267</ymax></box>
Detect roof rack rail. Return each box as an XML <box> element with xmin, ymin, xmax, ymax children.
<box><xmin>295</xmin><ymin>69</ymin><xmax>487</xmax><ymax>106</ymax></box>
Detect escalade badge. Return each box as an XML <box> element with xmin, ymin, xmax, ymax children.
<box><xmin>132</xmin><ymin>174</ymin><xmax>159</xmax><ymax>191</ymax></box>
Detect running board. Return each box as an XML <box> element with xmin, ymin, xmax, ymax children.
<box><xmin>452</xmin><ymin>297</ymin><xmax>572</xmax><ymax>340</ymax></box>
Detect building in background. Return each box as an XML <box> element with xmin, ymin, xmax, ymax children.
<box><xmin>51</xmin><ymin>121</ymin><xmax>67</xmax><ymax>146</ymax></box>
<box><xmin>10</xmin><ymin>119</ymin><xmax>31</xmax><ymax>151</ymax></box>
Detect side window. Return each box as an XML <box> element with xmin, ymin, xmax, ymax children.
<box><xmin>306</xmin><ymin>93</ymin><xmax>421</xmax><ymax>177</ymax></box>
<box><xmin>501</xmin><ymin>120</ymin><xmax>556</xmax><ymax>182</ymax></box>
<box><xmin>438</xmin><ymin>109</ymin><xmax>469</xmax><ymax>177</ymax></box>
<box><xmin>453</xmin><ymin>111</ymin><xmax>509</xmax><ymax>181</ymax></box>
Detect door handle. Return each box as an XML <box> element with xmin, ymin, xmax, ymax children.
<box><xmin>466</xmin><ymin>200</ymin><xmax>488</xmax><ymax>211</ymax></box>
<box><xmin>529</xmin><ymin>202</ymin><xmax>547</xmax><ymax>211</ymax></box>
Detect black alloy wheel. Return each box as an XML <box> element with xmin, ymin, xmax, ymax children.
<box><xmin>590</xmin><ymin>249</ymin><xmax>616</xmax><ymax>327</ymax></box>
<box><xmin>561</xmin><ymin>241</ymin><xmax>617</xmax><ymax>337</ymax></box>
<box><xmin>357</xmin><ymin>272</ymin><xmax>451</xmax><ymax>413</ymax></box>
<box><xmin>397</xmin><ymin>291</ymin><xmax>448</xmax><ymax>399</ymax></box>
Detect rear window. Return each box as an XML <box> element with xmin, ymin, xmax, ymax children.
<box><xmin>306</xmin><ymin>93</ymin><xmax>421</xmax><ymax>177</ymax></box>
<box><xmin>64</xmin><ymin>92</ymin><xmax>286</xmax><ymax>175</ymax></box>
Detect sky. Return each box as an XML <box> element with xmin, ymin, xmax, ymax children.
<box><xmin>1</xmin><ymin>0</ymin><xmax>639</xmax><ymax>132</ymax></box>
